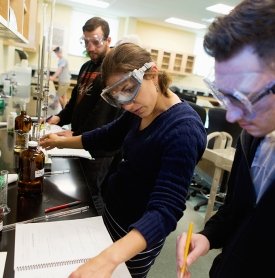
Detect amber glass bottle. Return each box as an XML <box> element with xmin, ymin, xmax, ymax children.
<box><xmin>18</xmin><ymin>141</ymin><xmax>45</xmax><ymax>195</ymax></box>
<box><xmin>14</xmin><ymin>108</ymin><xmax>32</xmax><ymax>152</ymax></box>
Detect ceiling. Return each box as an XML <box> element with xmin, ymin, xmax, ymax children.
<box><xmin>55</xmin><ymin>0</ymin><xmax>242</xmax><ymax>34</ymax></box>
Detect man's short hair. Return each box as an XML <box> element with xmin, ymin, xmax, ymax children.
<box><xmin>82</xmin><ymin>17</ymin><xmax>110</xmax><ymax>39</ymax></box>
<box><xmin>203</xmin><ymin>0</ymin><xmax>275</xmax><ymax>67</ymax></box>
<box><xmin>53</xmin><ymin>46</ymin><xmax>61</xmax><ymax>53</ymax></box>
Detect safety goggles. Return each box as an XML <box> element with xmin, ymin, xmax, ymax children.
<box><xmin>204</xmin><ymin>78</ymin><xmax>275</xmax><ymax>120</ymax></box>
<box><xmin>101</xmin><ymin>62</ymin><xmax>154</xmax><ymax>108</ymax></box>
<box><xmin>80</xmin><ymin>35</ymin><xmax>105</xmax><ymax>48</ymax></box>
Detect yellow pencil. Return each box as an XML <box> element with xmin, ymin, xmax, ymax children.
<box><xmin>180</xmin><ymin>222</ymin><xmax>194</xmax><ymax>278</ymax></box>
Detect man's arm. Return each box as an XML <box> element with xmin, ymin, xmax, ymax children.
<box><xmin>49</xmin><ymin>67</ymin><xmax>63</xmax><ymax>81</ymax></box>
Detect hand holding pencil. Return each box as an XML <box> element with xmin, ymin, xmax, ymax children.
<box><xmin>177</xmin><ymin>222</ymin><xmax>193</xmax><ymax>278</ymax></box>
<box><xmin>177</xmin><ymin>223</ymin><xmax>211</xmax><ymax>278</ymax></box>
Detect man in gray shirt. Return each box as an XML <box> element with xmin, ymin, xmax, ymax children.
<box><xmin>50</xmin><ymin>46</ymin><xmax>71</xmax><ymax>108</ymax></box>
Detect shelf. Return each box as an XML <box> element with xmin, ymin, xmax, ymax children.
<box><xmin>0</xmin><ymin>15</ymin><xmax>28</xmax><ymax>43</ymax></box>
<box><xmin>0</xmin><ymin>0</ymin><xmax>9</xmax><ymax>20</ymax></box>
<box><xmin>0</xmin><ymin>0</ymin><xmax>38</xmax><ymax>49</ymax></box>
<box><xmin>149</xmin><ymin>48</ymin><xmax>195</xmax><ymax>75</ymax></box>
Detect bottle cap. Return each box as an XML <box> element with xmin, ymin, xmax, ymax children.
<box><xmin>28</xmin><ymin>141</ymin><xmax>38</xmax><ymax>147</ymax></box>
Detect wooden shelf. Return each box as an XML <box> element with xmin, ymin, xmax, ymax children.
<box><xmin>0</xmin><ymin>15</ymin><xmax>28</xmax><ymax>43</ymax></box>
<box><xmin>0</xmin><ymin>0</ymin><xmax>38</xmax><ymax>49</ymax></box>
<box><xmin>149</xmin><ymin>48</ymin><xmax>195</xmax><ymax>75</ymax></box>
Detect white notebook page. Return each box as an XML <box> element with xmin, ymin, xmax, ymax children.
<box><xmin>14</xmin><ymin>216</ymin><xmax>131</xmax><ymax>278</ymax></box>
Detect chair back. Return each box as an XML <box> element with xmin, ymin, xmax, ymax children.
<box><xmin>207</xmin><ymin>107</ymin><xmax>242</xmax><ymax>147</ymax></box>
<box><xmin>206</xmin><ymin>131</ymin><xmax>233</xmax><ymax>149</ymax></box>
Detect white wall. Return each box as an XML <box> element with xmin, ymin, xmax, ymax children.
<box><xmin>136</xmin><ymin>21</ymin><xmax>196</xmax><ymax>54</ymax></box>
<box><xmin>0</xmin><ymin>39</ymin><xmax>4</xmax><ymax>74</ymax></box>
<box><xmin>193</xmin><ymin>34</ymin><xmax>214</xmax><ymax>77</ymax></box>
<box><xmin>1</xmin><ymin>3</ymin><xmax>213</xmax><ymax>90</ymax></box>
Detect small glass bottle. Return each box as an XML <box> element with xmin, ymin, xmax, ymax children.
<box><xmin>18</xmin><ymin>141</ymin><xmax>45</xmax><ymax>195</ymax></box>
<box><xmin>14</xmin><ymin>105</ymin><xmax>32</xmax><ymax>152</ymax></box>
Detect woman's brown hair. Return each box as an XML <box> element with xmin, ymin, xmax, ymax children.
<box><xmin>102</xmin><ymin>43</ymin><xmax>172</xmax><ymax>96</ymax></box>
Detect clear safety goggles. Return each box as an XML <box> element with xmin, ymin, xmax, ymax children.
<box><xmin>101</xmin><ymin>62</ymin><xmax>154</xmax><ymax>108</ymax></box>
<box><xmin>80</xmin><ymin>34</ymin><xmax>105</xmax><ymax>48</ymax></box>
<box><xmin>204</xmin><ymin>78</ymin><xmax>275</xmax><ymax>120</ymax></box>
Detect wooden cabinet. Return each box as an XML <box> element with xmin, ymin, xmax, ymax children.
<box><xmin>0</xmin><ymin>0</ymin><xmax>38</xmax><ymax>50</ymax></box>
<box><xmin>149</xmin><ymin>48</ymin><xmax>195</xmax><ymax>75</ymax></box>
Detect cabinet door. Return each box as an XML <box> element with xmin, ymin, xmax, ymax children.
<box><xmin>0</xmin><ymin>0</ymin><xmax>28</xmax><ymax>43</ymax></box>
<box><xmin>10</xmin><ymin>0</ymin><xmax>24</xmax><ymax>33</ymax></box>
<box><xmin>150</xmin><ymin>48</ymin><xmax>163</xmax><ymax>69</ymax></box>
<box><xmin>185</xmin><ymin>55</ymin><xmax>195</xmax><ymax>74</ymax></box>
<box><xmin>160</xmin><ymin>51</ymin><xmax>171</xmax><ymax>71</ymax></box>
<box><xmin>173</xmin><ymin>53</ymin><xmax>183</xmax><ymax>72</ymax></box>
<box><xmin>149</xmin><ymin>49</ymin><xmax>172</xmax><ymax>71</ymax></box>
<box><xmin>0</xmin><ymin>0</ymin><xmax>9</xmax><ymax>20</ymax></box>
<box><xmin>149</xmin><ymin>48</ymin><xmax>195</xmax><ymax>75</ymax></box>
<box><xmin>20</xmin><ymin>0</ymin><xmax>39</xmax><ymax>51</ymax></box>
<box><xmin>0</xmin><ymin>0</ymin><xmax>38</xmax><ymax>47</ymax></box>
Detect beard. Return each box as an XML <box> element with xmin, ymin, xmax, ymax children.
<box><xmin>88</xmin><ymin>44</ymin><xmax>108</xmax><ymax>64</ymax></box>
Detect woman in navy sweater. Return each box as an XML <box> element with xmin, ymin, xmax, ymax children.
<box><xmin>41</xmin><ymin>43</ymin><xmax>206</xmax><ymax>278</ymax></box>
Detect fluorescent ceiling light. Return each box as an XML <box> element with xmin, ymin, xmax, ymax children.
<box><xmin>206</xmin><ymin>4</ymin><xmax>234</xmax><ymax>15</ymax></box>
<box><xmin>165</xmin><ymin>17</ymin><xmax>206</xmax><ymax>29</ymax></box>
<box><xmin>71</xmin><ymin>0</ymin><xmax>109</xmax><ymax>8</ymax></box>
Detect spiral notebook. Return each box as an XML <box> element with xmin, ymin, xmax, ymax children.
<box><xmin>14</xmin><ymin>216</ymin><xmax>131</xmax><ymax>278</ymax></box>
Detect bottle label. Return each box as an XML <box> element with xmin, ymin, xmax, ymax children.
<box><xmin>35</xmin><ymin>169</ymin><xmax>44</xmax><ymax>178</ymax></box>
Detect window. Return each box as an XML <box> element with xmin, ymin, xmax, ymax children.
<box><xmin>68</xmin><ymin>11</ymin><xmax>119</xmax><ymax>56</ymax></box>
<box><xmin>193</xmin><ymin>35</ymin><xmax>214</xmax><ymax>77</ymax></box>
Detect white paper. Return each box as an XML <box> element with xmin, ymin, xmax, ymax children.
<box><xmin>46</xmin><ymin>148</ymin><xmax>93</xmax><ymax>160</ymax></box>
<box><xmin>44</xmin><ymin>124</ymin><xmax>64</xmax><ymax>134</ymax></box>
<box><xmin>14</xmin><ymin>217</ymin><xmax>131</xmax><ymax>278</ymax></box>
<box><xmin>0</xmin><ymin>122</ymin><xmax>7</xmax><ymax>128</ymax></box>
<box><xmin>8</xmin><ymin>174</ymin><xmax>18</xmax><ymax>184</ymax></box>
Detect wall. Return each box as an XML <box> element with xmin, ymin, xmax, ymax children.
<box><xmin>172</xmin><ymin>74</ymin><xmax>208</xmax><ymax>93</ymax></box>
<box><xmin>136</xmin><ymin>21</ymin><xmax>195</xmax><ymax>54</ymax></box>
<box><xmin>0</xmin><ymin>39</ymin><xmax>4</xmax><ymax>74</ymax></box>
<box><xmin>27</xmin><ymin>3</ymin><xmax>90</xmax><ymax>75</ymax></box>
<box><xmin>0</xmin><ymin>39</ymin><xmax>17</xmax><ymax>74</ymax></box>
<box><xmin>1</xmin><ymin>3</ymin><xmax>210</xmax><ymax>90</ymax></box>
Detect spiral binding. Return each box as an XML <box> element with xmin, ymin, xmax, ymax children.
<box><xmin>16</xmin><ymin>258</ymin><xmax>89</xmax><ymax>271</ymax></box>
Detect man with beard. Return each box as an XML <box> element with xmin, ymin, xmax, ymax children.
<box><xmin>47</xmin><ymin>17</ymin><xmax>120</xmax><ymax>138</ymax></box>
<box><xmin>47</xmin><ymin>17</ymin><xmax>121</xmax><ymax>210</ymax></box>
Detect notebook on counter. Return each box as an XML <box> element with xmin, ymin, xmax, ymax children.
<box><xmin>35</xmin><ymin>124</ymin><xmax>93</xmax><ymax>160</ymax></box>
<box><xmin>46</xmin><ymin>147</ymin><xmax>93</xmax><ymax>160</ymax></box>
<box><xmin>14</xmin><ymin>216</ymin><xmax>131</xmax><ymax>278</ymax></box>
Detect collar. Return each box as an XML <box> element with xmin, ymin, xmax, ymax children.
<box><xmin>266</xmin><ymin>130</ymin><xmax>275</xmax><ymax>143</ymax></box>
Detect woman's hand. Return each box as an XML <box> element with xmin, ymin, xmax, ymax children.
<box><xmin>69</xmin><ymin>229</ymin><xmax>146</xmax><ymax>278</ymax></box>
<box><xmin>176</xmin><ymin>233</ymin><xmax>210</xmax><ymax>278</ymax></box>
<box><xmin>40</xmin><ymin>133</ymin><xmax>65</xmax><ymax>150</ymax></box>
<box><xmin>40</xmin><ymin>133</ymin><xmax>83</xmax><ymax>150</ymax></box>
<box><xmin>69</xmin><ymin>252</ymin><xmax>117</xmax><ymax>278</ymax></box>
<box><xmin>55</xmin><ymin>130</ymin><xmax>73</xmax><ymax>137</ymax></box>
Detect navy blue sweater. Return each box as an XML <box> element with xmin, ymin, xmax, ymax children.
<box><xmin>82</xmin><ymin>102</ymin><xmax>206</xmax><ymax>248</ymax></box>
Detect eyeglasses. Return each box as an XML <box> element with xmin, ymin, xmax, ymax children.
<box><xmin>101</xmin><ymin>62</ymin><xmax>154</xmax><ymax>108</ymax></box>
<box><xmin>80</xmin><ymin>35</ymin><xmax>105</xmax><ymax>48</ymax></box>
<box><xmin>204</xmin><ymin>78</ymin><xmax>275</xmax><ymax>119</ymax></box>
